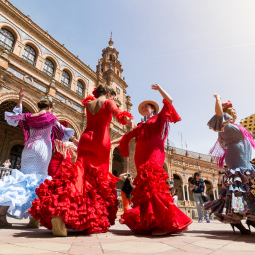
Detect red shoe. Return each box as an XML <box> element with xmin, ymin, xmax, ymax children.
<box><xmin>152</xmin><ymin>228</ymin><xmax>169</xmax><ymax>236</ymax></box>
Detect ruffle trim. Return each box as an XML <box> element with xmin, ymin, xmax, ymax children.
<box><xmin>0</xmin><ymin>170</ymin><xmax>51</xmax><ymax>219</ymax></box>
<box><xmin>120</xmin><ymin>161</ymin><xmax>192</xmax><ymax>234</ymax></box>
<box><xmin>29</xmin><ymin>160</ymin><xmax>119</xmax><ymax>233</ymax></box>
<box><xmin>162</xmin><ymin>99</ymin><xmax>181</xmax><ymax>123</ymax></box>
<box><xmin>207</xmin><ymin>112</ymin><xmax>233</xmax><ymax>132</ymax></box>
<box><xmin>204</xmin><ymin>165</ymin><xmax>255</xmax><ymax>222</ymax></box>
<box><xmin>118</xmin><ymin>134</ymin><xmax>131</xmax><ymax>157</ymax></box>
<box><xmin>81</xmin><ymin>95</ymin><xmax>95</xmax><ymax>107</ymax></box>
<box><xmin>116</xmin><ymin>111</ymin><xmax>133</xmax><ymax>125</ymax></box>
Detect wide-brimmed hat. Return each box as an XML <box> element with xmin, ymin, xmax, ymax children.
<box><xmin>138</xmin><ymin>100</ymin><xmax>159</xmax><ymax>116</ymax></box>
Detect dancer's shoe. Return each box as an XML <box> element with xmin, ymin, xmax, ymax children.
<box><xmin>51</xmin><ymin>216</ymin><xmax>67</xmax><ymax>237</ymax></box>
<box><xmin>246</xmin><ymin>219</ymin><xmax>255</xmax><ymax>231</ymax></box>
<box><xmin>152</xmin><ymin>228</ymin><xmax>169</xmax><ymax>236</ymax></box>
<box><xmin>0</xmin><ymin>214</ymin><xmax>12</xmax><ymax>227</ymax></box>
<box><xmin>198</xmin><ymin>218</ymin><xmax>202</xmax><ymax>223</ymax></box>
<box><xmin>26</xmin><ymin>218</ymin><xmax>40</xmax><ymax>228</ymax></box>
<box><xmin>230</xmin><ymin>223</ymin><xmax>251</xmax><ymax>235</ymax></box>
<box><xmin>206</xmin><ymin>218</ymin><xmax>210</xmax><ymax>223</ymax></box>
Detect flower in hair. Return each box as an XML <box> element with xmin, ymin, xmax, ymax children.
<box><xmin>222</xmin><ymin>100</ymin><xmax>233</xmax><ymax>109</ymax></box>
<box><xmin>41</xmin><ymin>96</ymin><xmax>53</xmax><ymax>102</ymax></box>
<box><xmin>92</xmin><ymin>88</ymin><xmax>99</xmax><ymax>98</ymax></box>
<box><xmin>60</xmin><ymin>121</ymin><xmax>68</xmax><ymax>127</ymax></box>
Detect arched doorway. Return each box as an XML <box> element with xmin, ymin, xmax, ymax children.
<box><xmin>188</xmin><ymin>177</ymin><xmax>194</xmax><ymax>201</ymax></box>
<box><xmin>0</xmin><ymin>101</ymin><xmax>30</xmax><ymax>124</ymax></box>
<box><xmin>112</xmin><ymin>147</ymin><xmax>124</xmax><ymax>189</ymax></box>
<box><xmin>9</xmin><ymin>144</ymin><xmax>24</xmax><ymax>169</ymax></box>
<box><xmin>204</xmin><ymin>180</ymin><xmax>214</xmax><ymax>201</ymax></box>
<box><xmin>173</xmin><ymin>174</ymin><xmax>184</xmax><ymax>200</ymax></box>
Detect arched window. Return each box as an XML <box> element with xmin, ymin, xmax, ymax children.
<box><xmin>0</xmin><ymin>28</ymin><xmax>15</xmax><ymax>51</ymax></box>
<box><xmin>22</xmin><ymin>45</ymin><xmax>36</xmax><ymax>66</ymax></box>
<box><xmin>43</xmin><ymin>58</ymin><xmax>54</xmax><ymax>77</ymax></box>
<box><xmin>76</xmin><ymin>80</ymin><xmax>84</xmax><ymax>96</ymax></box>
<box><xmin>61</xmin><ymin>70</ymin><xmax>70</xmax><ymax>87</ymax></box>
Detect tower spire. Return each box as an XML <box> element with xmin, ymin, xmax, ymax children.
<box><xmin>108</xmin><ymin>32</ymin><xmax>114</xmax><ymax>48</ymax></box>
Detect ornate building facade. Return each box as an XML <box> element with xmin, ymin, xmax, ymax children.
<box><xmin>0</xmin><ymin>0</ymin><xmax>131</xmax><ymax>170</ymax></box>
<box><xmin>0</xmin><ymin>0</ymin><xmax>220</xmax><ymax>218</ymax></box>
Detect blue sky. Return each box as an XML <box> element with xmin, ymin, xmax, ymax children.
<box><xmin>9</xmin><ymin>0</ymin><xmax>255</xmax><ymax>155</ymax></box>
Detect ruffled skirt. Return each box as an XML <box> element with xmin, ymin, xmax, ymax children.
<box><xmin>204</xmin><ymin>166</ymin><xmax>255</xmax><ymax>223</ymax></box>
<box><xmin>0</xmin><ymin>169</ymin><xmax>51</xmax><ymax>219</ymax></box>
<box><xmin>29</xmin><ymin>160</ymin><xmax>119</xmax><ymax>234</ymax></box>
<box><xmin>120</xmin><ymin>161</ymin><xmax>193</xmax><ymax>234</ymax></box>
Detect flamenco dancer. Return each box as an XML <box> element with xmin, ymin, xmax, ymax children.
<box><xmin>204</xmin><ymin>95</ymin><xmax>255</xmax><ymax>235</ymax></box>
<box><xmin>0</xmin><ymin>88</ymin><xmax>74</xmax><ymax>227</ymax></box>
<box><xmin>30</xmin><ymin>85</ymin><xmax>135</xmax><ymax>236</ymax></box>
<box><xmin>48</xmin><ymin>121</ymin><xmax>77</xmax><ymax>177</ymax></box>
<box><xmin>112</xmin><ymin>84</ymin><xmax>193</xmax><ymax>235</ymax></box>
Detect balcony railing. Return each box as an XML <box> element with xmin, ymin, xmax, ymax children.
<box><xmin>22</xmin><ymin>55</ymin><xmax>35</xmax><ymax>66</ymax></box>
<box><xmin>43</xmin><ymin>69</ymin><xmax>54</xmax><ymax>77</ymax></box>
<box><xmin>76</xmin><ymin>91</ymin><xmax>84</xmax><ymax>97</ymax></box>
<box><xmin>0</xmin><ymin>167</ymin><xmax>12</xmax><ymax>180</ymax></box>
<box><xmin>61</xmin><ymin>81</ymin><xmax>70</xmax><ymax>88</ymax></box>
<box><xmin>0</xmin><ymin>41</ymin><xmax>13</xmax><ymax>52</ymax></box>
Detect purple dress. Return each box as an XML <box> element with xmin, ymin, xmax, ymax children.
<box><xmin>204</xmin><ymin>112</ymin><xmax>255</xmax><ymax>223</ymax></box>
<box><xmin>0</xmin><ymin>105</ymin><xmax>74</xmax><ymax>219</ymax></box>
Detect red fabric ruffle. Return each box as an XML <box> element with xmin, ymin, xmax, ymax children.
<box><xmin>116</xmin><ymin>111</ymin><xmax>133</xmax><ymax>125</ymax></box>
<box><xmin>120</xmin><ymin>161</ymin><xmax>192</xmax><ymax>234</ymax></box>
<box><xmin>81</xmin><ymin>95</ymin><xmax>95</xmax><ymax>107</ymax></box>
<box><xmin>162</xmin><ymin>99</ymin><xmax>181</xmax><ymax>123</ymax></box>
<box><xmin>29</xmin><ymin>160</ymin><xmax>119</xmax><ymax>233</ymax></box>
<box><xmin>118</xmin><ymin>134</ymin><xmax>132</xmax><ymax>157</ymax></box>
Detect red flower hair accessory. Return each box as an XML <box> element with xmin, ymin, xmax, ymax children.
<box><xmin>92</xmin><ymin>88</ymin><xmax>99</xmax><ymax>98</ymax></box>
<box><xmin>222</xmin><ymin>100</ymin><xmax>233</xmax><ymax>109</ymax></box>
<box><xmin>60</xmin><ymin>121</ymin><xmax>68</xmax><ymax>127</ymax></box>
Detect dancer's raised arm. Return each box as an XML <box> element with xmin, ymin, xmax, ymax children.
<box><xmin>17</xmin><ymin>88</ymin><xmax>24</xmax><ymax>107</ymax></box>
<box><xmin>213</xmin><ymin>94</ymin><xmax>223</xmax><ymax>116</ymax></box>
<box><xmin>151</xmin><ymin>84</ymin><xmax>173</xmax><ymax>104</ymax></box>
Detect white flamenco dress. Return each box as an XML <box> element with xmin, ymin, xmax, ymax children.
<box><xmin>0</xmin><ymin>105</ymin><xmax>74</xmax><ymax>219</ymax></box>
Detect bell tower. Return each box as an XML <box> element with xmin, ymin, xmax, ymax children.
<box><xmin>97</xmin><ymin>33</ymin><xmax>123</xmax><ymax>79</ymax></box>
<box><xmin>96</xmin><ymin>34</ymin><xmax>132</xmax><ymax>113</ymax></box>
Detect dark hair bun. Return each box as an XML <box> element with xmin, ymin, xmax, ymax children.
<box><xmin>96</xmin><ymin>85</ymin><xmax>116</xmax><ymax>97</ymax></box>
<box><xmin>96</xmin><ymin>85</ymin><xmax>106</xmax><ymax>95</ymax></box>
<box><xmin>37</xmin><ymin>99</ymin><xmax>52</xmax><ymax>109</ymax></box>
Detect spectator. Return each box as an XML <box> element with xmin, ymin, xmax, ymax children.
<box><xmin>119</xmin><ymin>173</ymin><xmax>135</xmax><ymax>212</ymax></box>
<box><xmin>2</xmin><ymin>159</ymin><xmax>11</xmax><ymax>168</ymax></box>
<box><xmin>189</xmin><ymin>172</ymin><xmax>210</xmax><ymax>223</ymax></box>
<box><xmin>170</xmin><ymin>187</ymin><xmax>178</xmax><ymax>205</ymax></box>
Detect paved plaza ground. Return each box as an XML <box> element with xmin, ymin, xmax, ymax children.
<box><xmin>0</xmin><ymin>218</ymin><xmax>255</xmax><ymax>255</ymax></box>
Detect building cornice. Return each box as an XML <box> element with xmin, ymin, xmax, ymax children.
<box><xmin>0</xmin><ymin>0</ymin><xmax>97</xmax><ymax>82</ymax></box>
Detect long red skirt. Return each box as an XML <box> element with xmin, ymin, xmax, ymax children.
<box><xmin>120</xmin><ymin>161</ymin><xmax>192</xmax><ymax>234</ymax></box>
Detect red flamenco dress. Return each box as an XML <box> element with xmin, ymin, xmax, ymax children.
<box><xmin>29</xmin><ymin>95</ymin><xmax>133</xmax><ymax>233</ymax></box>
<box><xmin>47</xmin><ymin>139</ymin><xmax>77</xmax><ymax>177</ymax></box>
<box><xmin>118</xmin><ymin>100</ymin><xmax>193</xmax><ymax>234</ymax></box>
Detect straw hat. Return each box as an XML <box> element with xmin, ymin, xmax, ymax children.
<box><xmin>138</xmin><ymin>100</ymin><xmax>159</xmax><ymax>116</ymax></box>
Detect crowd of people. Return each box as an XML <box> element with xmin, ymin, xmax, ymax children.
<box><xmin>0</xmin><ymin>84</ymin><xmax>255</xmax><ymax>237</ymax></box>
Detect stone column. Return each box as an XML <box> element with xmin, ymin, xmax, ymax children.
<box><xmin>0</xmin><ymin>130</ymin><xmax>14</xmax><ymax>163</ymax></box>
<box><xmin>213</xmin><ymin>189</ymin><xmax>216</xmax><ymax>200</ymax></box>
<box><xmin>182</xmin><ymin>184</ymin><xmax>186</xmax><ymax>201</ymax></box>
<box><xmin>216</xmin><ymin>189</ymin><xmax>219</xmax><ymax>199</ymax></box>
<box><xmin>186</xmin><ymin>184</ymin><xmax>190</xmax><ymax>201</ymax></box>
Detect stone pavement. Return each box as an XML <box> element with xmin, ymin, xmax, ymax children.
<box><xmin>0</xmin><ymin>219</ymin><xmax>255</xmax><ymax>255</ymax></box>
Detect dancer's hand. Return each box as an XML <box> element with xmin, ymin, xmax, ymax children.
<box><xmin>19</xmin><ymin>88</ymin><xmax>24</xmax><ymax>99</ymax></box>
<box><xmin>151</xmin><ymin>84</ymin><xmax>161</xmax><ymax>91</ymax></box>
<box><xmin>126</xmin><ymin>118</ymin><xmax>137</xmax><ymax>129</ymax></box>
<box><xmin>203</xmin><ymin>192</ymin><xmax>207</xmax><ymax>197</ymax></box>
<box><xmin>213</xmin><ymin>94</ymin><xmax>221</xmax><ymax>101</ymax></box>
<box><xmin>17</xmin><ymin>88</ymin><xmax>24</xmax><ymax>107</ymax></box>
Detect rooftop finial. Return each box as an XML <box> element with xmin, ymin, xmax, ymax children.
<box><xmin>108</xmin><ymin>32</ymin><xmax>114</xmax><ymax>48</ymax></box>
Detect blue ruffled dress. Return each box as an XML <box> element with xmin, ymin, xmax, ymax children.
<box><xmin>204</xmin><ymin>112</ymin><xmax>255</xmax><ymax>223</ymax></box>
<box><xmin>0</xmin><ymin>105</ymin><xmax>74</xmax><ymax>219</ymax></box>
